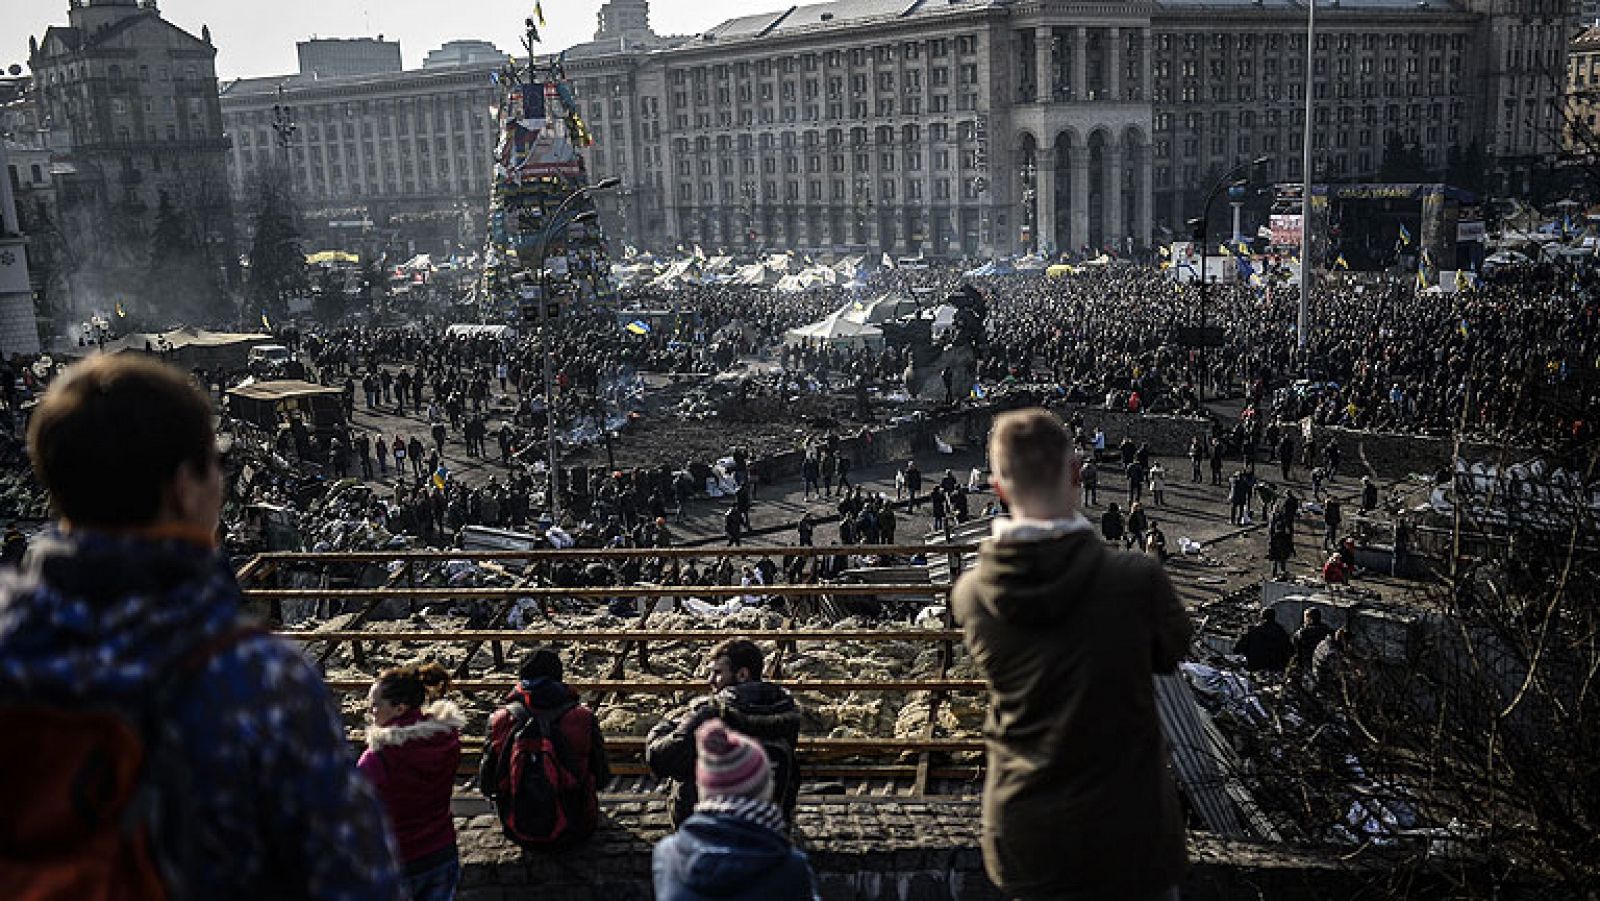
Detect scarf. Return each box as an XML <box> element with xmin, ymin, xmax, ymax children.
<box><xmin>694</xmin><ymin>794</ymin><xmax>787</xmax><ymax>834</ymax></box>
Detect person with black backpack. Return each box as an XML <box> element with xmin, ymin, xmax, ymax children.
<box><xmin>646</xmin><ymin>639</ymin><xmax>802</xmax><ymax>829</ymax></box>
<box><xmin>0</xmin><ymin>355</ymin><xmax>402</xmax><ymax>898</ymax></box>
<box><xmin>479</xmin><ymin>647</ymin><xmax>611</xmax><ymax>850</ymax></box>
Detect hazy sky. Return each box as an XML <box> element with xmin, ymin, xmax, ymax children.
<box><xmin>8</xmin><ymin>1</ymin><xmax>767</xmax><ymax>79</ymax></box>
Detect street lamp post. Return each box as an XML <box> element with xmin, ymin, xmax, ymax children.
<box><xmin>532</xmin><ymin>176</ymin><xmax>620</xmax><ymax>523</ymax></box>
<box><xmin>1191</xmin><ymin>156</ymin><xmax>1269</xmax><ymax>402</ymax></box>
<box><xmin>1298</xmin><ymin>0</ymin><xmax>1317</xmax><ymax>350</ymax></box>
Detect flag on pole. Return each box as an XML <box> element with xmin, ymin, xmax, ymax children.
<box><xmin>1334</xmin><ymin>254</ymin><xmax>1349</xmax><ymax>270</ymax></box>
<box><xmin>534</xmin><ymin>2</ymin><xmax>546</xmax><ymax>26</ymax></box>
<box><xmin>432</xmin><ymin>465</ymin><xmax>449</xmax><ymax>491</ymax></box>
<box><xmin>115</xmin><ymin>301</ymin><xmax>126</xmax><ymax>317</ymax></box>
<box><xmin>1398</xmin><ymin>222</ymin><xmax>1413</xmax><ymax>246</ymax></box>
<box><xmin>260</xmin><ymin>309</ymin><xmax>271</xmax><ymax>329</ymax></box>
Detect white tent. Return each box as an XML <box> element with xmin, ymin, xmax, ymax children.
<box><xmin>842</xmin><ymin>294</ymin><xmax>919</xmax><ymax>325</ymax></box>
<box><xmin>784</xmin><ymin>309</ymin><xmax>884</xmax><ymax>348</ymax></box>
<box><xmin>733</xmin><ymin>262</ymin><xmax>784</xmax><ymax>286</ymax></box>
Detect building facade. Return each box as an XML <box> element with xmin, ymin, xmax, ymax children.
<box><xmin>219</xmin><ymin>46</ymin><xmax>506</xmax><ymax>259</ymax></box>
<box><xmin>559</xmin><ymin>0</ymin><xmax>1569</xmax><ymax>258</ymax></box>
<box><xmin>27</xmin><ymin>0</ymin><xmax>235</xmax><ymax>318</ymax></box>
<box><xmin>1567</xmin><ymin>23</ymin><xmax>1600</xmax><ymax>158</ymax></box>
<box><xmin>296</xmin><ymin>38</ymin><xmax>402</xmax><ymax>80</ymax></box>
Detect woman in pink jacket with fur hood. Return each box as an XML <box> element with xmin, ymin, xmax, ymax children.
<box><xmin>360</xmin><ymin>661</ymin><xmax>465</xmax><ymax>900</ymax></box>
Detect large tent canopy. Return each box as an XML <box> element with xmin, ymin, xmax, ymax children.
<box><xmin>784</xmin><ymin>308</ymin><xmax>884</xmax><ymax>348</ymax></box>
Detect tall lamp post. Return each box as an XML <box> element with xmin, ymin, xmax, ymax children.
<box><xmin>1298</xmin><ymin>0</ymin><xmax>1317</xmax><ymax>349</ymax></box>
<box><xmin>533</xmin><ymin>176</ymin><xmax>620</xmax><ymax>523</ymax></box>
<box><xmin>1189</xmin><ymin>156</ymin><xmax>1269</xmax><ymax>402</ymax></box>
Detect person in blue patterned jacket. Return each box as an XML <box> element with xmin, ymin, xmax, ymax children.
<box><xmin>0</xmin><ymin>354</ymin><xmax>404</xmax><ymax>899</ymax></box>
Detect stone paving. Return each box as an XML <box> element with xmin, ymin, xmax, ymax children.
<box><xmin>451</xmin><ymin>792</ymin><xmax>1412</xmax><ymax>901</ymax></box>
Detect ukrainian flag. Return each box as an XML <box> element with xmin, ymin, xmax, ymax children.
<box><xmin>625</xmin><ymin>320</ymin><xmax>651</xmax><ymax>335</ymax></box>
<box><xmin>1398</xmin><ymin>223</ymin><xmax>1413</xmax><ymax>246</ymax></box>
<box><xmin>1334</xmin><ymin>254</ymin><xmax>1349</xmax><ymax>270</ymax></box>
<box><xmin>433</xmin><ymin>465</ymin><xmax>449</xmax><ymax>490</ymax></box>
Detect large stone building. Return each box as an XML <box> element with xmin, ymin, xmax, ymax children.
<box><xmin>554</xmin><ymin>0</ymin><xmax>1570</xmax><ymax>257</ymax></box>
<box><xmin>296</xmin><ymin>37</ymin><xmax>402</xmax><ymax>80</ymax></box>
<box><xmin>211</xmin><ymin>0</ymin><xmax>1569</xmax><ymax>260</ymax></box>
<box><xmin>218</xmin><ymin>40</ymin><xmax>509</xmax><ymax>258</ymax></box>
<box><xmin>1567</xmin><ymin>23</ymin><xmax>1600</xmax><ymax>158</ymax></box>
<box><xmin>27</xmin><ymin>0</ymin><xmax>235</xmax><ymax>318</ymax></box>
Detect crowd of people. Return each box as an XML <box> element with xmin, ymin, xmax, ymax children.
<box><xmin>0</xmin><ymin>244</ymin><xmax>1594</xmax><ymax>898</ymax></box>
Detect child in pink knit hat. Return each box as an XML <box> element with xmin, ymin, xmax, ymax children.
<box><xmin>651</xmin><ymin>720</ymin><xmax>818</xmax><ymax>900</ymax></box>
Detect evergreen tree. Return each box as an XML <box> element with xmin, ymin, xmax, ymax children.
<box><xmin>312</xmin><ymin>266</ymin><xmax>347</xmax><ymax>324</ymax></box>
<box><xmin>246</xmin><ymin>177</ymin><xmax>307</xmax><ymax>324</ymax></box>
<box><xmin>141</xmin><ymin>191</ymin><xmax>216</xmax><ymax>325</ymax></box>
<box><xmin>358</xmin><ymin>258</ymin><xmax>390</xmax><ymax>310</ymax></box>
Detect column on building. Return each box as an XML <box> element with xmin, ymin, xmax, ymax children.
<box><xmin>1037</xmin><ymin>138</ymin><xmax>1057</xmax><ymax>254</ymax></box>
<box><xmin>1138</xmin><ymin>141</ymin><xmax>1154</xmax><ymax>247</ymax></box>
<box><xmin>1107</xmin><ymin>27</ymin><xmax>1121</xmax><ymax>102</ymax></box>
<box><xmin>1141</xmin><ymin>28</ymin><xmax>1154</xmax><ymax>102</ymax></box>
<box><xmin>1107</xmin><ymin>144</ymin><xmax>1124</xmax><ymax>245</ymax></box>
<box><xmin>1073</xmin><ymin>27</ymin><xmax>1088</xmax><ymax>101</ymax></box>
<box><xmin>1035</xmin><ymin>27</ymin><xmax>1054</xmax><ymax>103</ymax></box>
<box><xmin>1070</xmin><ymin>144</ymin><xmax>1089</xmax><ymax>252</ymax></box>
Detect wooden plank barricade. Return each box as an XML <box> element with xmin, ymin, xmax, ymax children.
<box><xmin>243</xmin><ymin>544</ymin><xmax>986</xmax><ymax>795</ymax></box>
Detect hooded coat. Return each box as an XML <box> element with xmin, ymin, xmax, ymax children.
<box><xmin>952</xmin><ymin>526</ymin><xmax>1192</xmax><ymax>900</ymax></box>
<box><xmin>651</xmin><ymin>799</ymin><xmax>818</xmax><ymax>901</ymax></box>
<box><xmin>358</xmin><ymin>700</ymin><xmax>464</xmax><ymax>868</ymax></box>
<box><xmin>0</xmin><ymin>530</ymin><xmax>402</xmax><ymax>899</ymax></box>
<box><xmin>645</xmin><ymin>681</ymin><xmax>802</xmax><ymax>827</ymax></box>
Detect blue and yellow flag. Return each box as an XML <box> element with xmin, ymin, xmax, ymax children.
<box><xmin>433</xmin><ymin>465</ymin><xmax>449</xmax><ymax>490</ymax></box>
<box><xmin>534</xmin><ymin>2</ymin><xmax>545</xmax><ymax>26</ymax></box>
<box><xmin>1398</xmin><ymin>223</ymin><xmax>1413</xmax><ymax>246</ymax></box>
<box><xmin>1334</xmin><ymin>254</ymin><xmax>1349</xmax><ymax>270</ymax></box>
<box><xmin>260</xmin><ymin>309</ymin><xmax>271</xmax><ymax>329</ymax></box>
<box><xmin>625</xmin><ymin>319</ymin><xmax>651</xmax><ymax>335</ymax></box>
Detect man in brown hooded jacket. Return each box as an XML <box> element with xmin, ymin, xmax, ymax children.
<box><xmin>953</xmin><ymin>408</ymin><xmax>1192</xmax><ymax>901</ymax></box>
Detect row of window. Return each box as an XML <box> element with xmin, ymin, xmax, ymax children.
<box><xmin>675</xmin><ymin>145</ymin><xmax>974</xmax><ymax>177</ymax></box>
<box><xmin>1155</xmin><ymin>123</ymin><xmax>1460</xmax><ymax>161</ymax></box>
<box><xmin>676</xmin><ymin>176</ymin><xmax>982</xmax><ymax>203</ymax></box>
<box><xmin>41</xmin><ymin>61</ymin><xmax>203</xmax><ymax>84</ymax></box>
<box><xmin>667</xmin><ymin>35</ymin><xmax>980</xmax><ymax>85</ymax></box>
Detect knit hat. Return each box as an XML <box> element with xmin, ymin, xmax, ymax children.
<box><xmin>695</xmin><ymin>719</ymin><xmax>772</xmax><ymax>801</ymax></box>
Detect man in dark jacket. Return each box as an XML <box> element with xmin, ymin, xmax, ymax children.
<box><xmin>952</xmin><ymin>409</ymin><xmax>1190</xmax><ymax>901</ymax></box>
<box><xmin>646</xmin><ymin>639</ymin><xmax>802</xmax><ymax>828</ymax></box>
<box><xmin>1292</xmin><ymin>607</ymin><xmax>1334</xmax><ymax>674</ymax></box>
<box><xmin>0</xmin><ymin>355</ymin><xmax>402</xmax><ymax>898</ymax></box>
<box><xmin>1233</xmin><ymin>607</ymin><xmax>1293</xmax><ymax>672</ymax></box>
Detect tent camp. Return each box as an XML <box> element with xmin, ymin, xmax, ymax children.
<box><xmin>962</xmin><ymin>259</ymin><xmax>1016</xmax><ymax>277</ymax></box>
<box><xmin>97</xmin><ymin>327</ymin><xmax>273</xmax><ymax>370</ymax></box>
<box><xmin>784</xmin><ymin>308</ymin><xmax>884</xmax><ymax>349</ymax></box>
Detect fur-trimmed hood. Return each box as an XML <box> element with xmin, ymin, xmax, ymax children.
<box><xmin>366</xmin><ymin>699</ymin><xmax>465</xmax><ymax>751</ymax></box>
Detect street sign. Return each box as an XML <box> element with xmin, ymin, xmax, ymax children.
<box><xmin>1176</xmin><ymin>326</ymin><xmax>1227</xmax><ymax>348</ymax></box>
